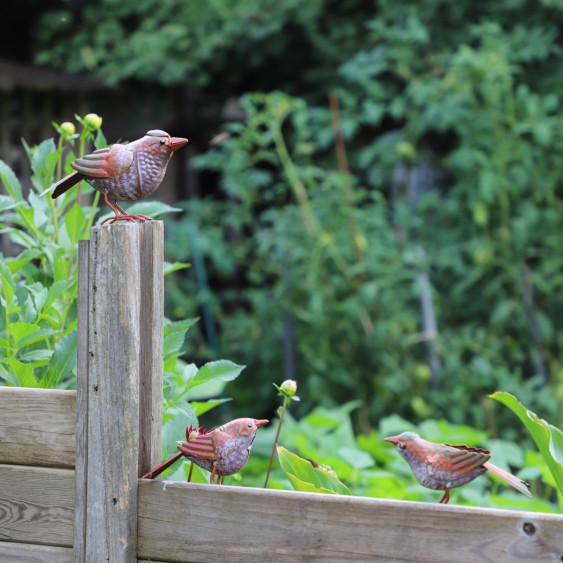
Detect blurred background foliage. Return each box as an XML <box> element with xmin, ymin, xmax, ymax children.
<box><xmin>2</xmin><ymin>0</ymin><xmax>562</xmax><ymax>505</ymax></box>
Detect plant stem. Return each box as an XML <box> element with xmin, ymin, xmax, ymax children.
<box><xmin>264</xmin><ymin>397</ymin><xmax>288</xmax><ymax>488</ymax></box>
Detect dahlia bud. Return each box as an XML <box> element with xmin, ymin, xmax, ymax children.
<box><xmin>83</xmin><ymin>113</ymin><xmax>103</xmax><ymax>131</ymax></box>
<box><xmin>60</xmin><ymin>122</ymin><xmax>76</xmax><ymax>137</ymax></box>
<box><xmin>280</xmin><ymin>379</ymin><xmax>297</xmax><ymax>396</ymax></box>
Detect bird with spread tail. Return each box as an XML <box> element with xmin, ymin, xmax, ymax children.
<box><xmin>141</xmin><ymin>418</ymin><xmax>269</xmax><ymax>484</ymax></box>
<box><xmin>385</xmin><ymin>431</ymin><xmax>532</xmax><ymax>504</ymax></box>
<box><xmin>41</xmin><ymin>130</ymin><xmax>188</xmax><ymax>224</ymax></box>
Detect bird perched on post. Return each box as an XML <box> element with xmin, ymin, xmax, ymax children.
<box><xmin>41</xmin><ymin>130</ymin><xmax>188</xmax><ymax>224</ymax></box>
<box><xmin>384</xmin><ymin>431</ymin><xmax>532</xmax><ymax>504</ymax></box>
<box><xmin>141</xmin><ymin>418</ymin><xmax>269</xmax><ymax>484</ymax></box>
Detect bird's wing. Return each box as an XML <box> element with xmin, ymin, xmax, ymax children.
<box><xmin>483</xmin><ymin>461</ymin><xmax>532</xmax><ymax>497</ymax></box>
<box><xmin>177</xmin><ymin>430</ymin><xmax>224</xmax><ymax>461</ymax></box>
<box><xmin>70</xmin><ymin>145</ymin><xmax>134</xmax><ymax>178</ymax></box>
<box><xmin>437</xmin><ymin>443</ymin><xmax>490</xmax><ymax>474</ymax></box>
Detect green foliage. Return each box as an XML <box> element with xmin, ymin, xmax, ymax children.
<box><xmin>491</xmin><ymin>392</ymin><xmax>563</xmax><ymax>503</ymax></box>
<box><xmin>247</xmin><ymin>402</ymin><xmax>559</xmax><ymax>511</ymax></box>
<box><xmin>0</xmin><ymin>120</ymin><xmax>241</xmax><ymax>448</ymax></box>
<box><xmin>276</xmin><ymin>445</ymin><xmax>351</xmax><ymax>495</ymax></box>
<box><xmin>34</xmin><ymin>0</ymin><xmax>372</xmax><ymax>89</ymax></box>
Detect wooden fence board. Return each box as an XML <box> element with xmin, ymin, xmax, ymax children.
<box><xmin>0</xmin><ymin>541</ymin><xmax>73</xmax><ymax>562</ymax></box>
<box><xmin>137</xmin><ymin>481</ymin><xmax>563</xmax><ymax>563</ymax></box>
<box><xmin>0</xmin><ymin>387</ymin><xmax>76</xmax><ymax>468</ymax></box>
<box><xmin>0</xmin><ymin>464</ymin><xmax>74</xmax><ymax>547</ymax></box>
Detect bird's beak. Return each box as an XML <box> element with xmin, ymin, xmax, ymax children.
<box><xmin>384</xmin><ymin>436</ymin><xmax>399</xmax><ymax>445</ymax></box>
<box><xmin>169</xmin><ymin>137</ymin><xmax>189</xmax><ymax>151</ymax></box>
<box><xmin>255</xmin><ymin>419</ymin><xmax>269</xmax><ymax>428</ymax></box>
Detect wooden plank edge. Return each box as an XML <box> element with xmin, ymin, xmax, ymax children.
<box><xmin>0</xmin><ymin>464</ymin><xmax>75</xmax><ymax>548</ymax></box>
<box><xmin>137</xmin><ymin>481</ymin><xmax>563</xmax><ymax>562</ymax></box>
<box><xmin>0</xmin><ymin>541</ymin><xmax>73</xmax><ymax>563</ymax></box>
<box><xmin>0</xmin><ymin>388</ymin><xmax>76</xmax><ymax>468</ymax></box>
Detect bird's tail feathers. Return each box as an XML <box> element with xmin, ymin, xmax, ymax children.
<box><xmin>140</xmin><ymin>451</ymin><xmax>183</xmax><ymax>480</ymax></box>
<box><xmin>40</xmin><ymin>172</ymin><xmax>81</xmax><ymax>198</ymax></box>
<box><xmin>483</xmin><ymin>461</ymin><xmax>532</xmax><ymax>497</ymax></box>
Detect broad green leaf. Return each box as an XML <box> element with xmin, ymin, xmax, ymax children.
<box><xmin>0</xmin><ymin>159</ymin><xmax>22</xmax><ymax>200</ymax></box>
<box><xmin>18</xmin><ymin>328</ymin><xmax>60</xmax><ymax>348</ymax></box>
<box><xmin>8</xmin><ymin>322</ymin><xmax>41</xmax><ymax>345</ymax></box>
<box><xmin>164</xmin><ymin>261</ymin><xmax>190</xmax><ymax>276</ymax></box>
<box><xmin>191</xmin><ymin>398</ymin><xmax>231</xmax><ymax>417</ymax></box>
<box><xmin>5</xmin><ymin>358</ymin><xmax>38</xmax><ymax>387</ymax></box>
<box><xmin>44</xmin><ymin>277</ymin><xmax>77</xmax><ymax>311</ymax></box>
<box><xmin>5</xmin><ymin>248</ymin><xmax>43</xmax><ymax>272</ymax></box>
<box><xmin>276</xmin><ymin>445</ymin><xmax>351</xmax><ymax>495</ymax></box>
<box><xmin>44</xmin><ymin>329</ymin><xmax>77</xmax><ymax>387</ymax></box>
<box><xmin>0</xmin><ymin>195</ymin><xmax>22</xmax><ymax>212</ymax></box>
<box><xmin>64</xmin><ymin>203</ymin><xmax>87</xmax><ymax>245</ymax></box>
<box><xmin>490</xmin><ymin>392</ymin><xmax>563</xmax><ymax>499</ymax></box>
<box><xmin>185</xmin><ymin>360</ymin><xmax>244</xmax><ymax>392</ymax></box>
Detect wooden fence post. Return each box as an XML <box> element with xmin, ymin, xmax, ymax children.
<box><xmin>75</xmin><ymin>222</ymin><xmax>164</xmax><ymax>563</ymax></box>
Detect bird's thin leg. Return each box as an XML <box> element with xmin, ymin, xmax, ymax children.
<box><xmin>187</xmin><ymin>462</ymin><xmax>194</xmax><ymax>482</ymax></box>
<box><xmin>113</xmin><ymin>201</ymin><xmax>153</xmax><ymax>222</ymax></box>
<box><xmin>101</xmin><ymin>192</ymin><xmax>153</xmax><ymax>224</ymax></box>
<box><xmin>210</xmin><ymin>465</ymin><xmax>217</xmax><ymax>485</ymax></box>
<box><xmin>439</xmin><ymin>488</ymin><xmax>450</xmax><ymax>504</ymax></box>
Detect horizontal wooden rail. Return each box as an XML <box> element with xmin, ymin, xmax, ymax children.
<box><xmin>1</xmin><ymin>388</ymin><xmax>563</xmax><ymax>562</ymax></box>
<box><xmin>0</xmin><ymin>464</ymin><xmax>74</xmax><ymax>546</ymax></box>
<box><xmin>0</xmin><ymin>541</ymin><xmax>73</xmax><ymax>562</ymax></box>
<box><xmin>0</xmin><ymin>387</ymin><xmax>76</xmax><ymax>468</ymax></box>
<box><xmin>137</xmin><ymin>480</ymin><xmax>563</xmax><ymax>562</ymax></box>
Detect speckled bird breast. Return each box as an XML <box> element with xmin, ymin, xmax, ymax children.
<box><xmin>187</xmin><ymin>433</ymin><xmax>257</xmax><ymax>476</ymax></box>
<box><xmin>86</xmin><ymin>146</ymin><xmax>173</xmax><ymax>202</ymax></box>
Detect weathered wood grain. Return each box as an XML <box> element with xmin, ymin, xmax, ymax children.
<box><xmin>74</xmin><ymin>239</ymin><xmax>90</xmax><ymax>563</ymax></box>
<box><xmin>137</xmin><ymin>481</ymin><xmax>563</xmax><ymax>563</ymax></box>
<box><xmin>0</xmin><ymin>465</ymin><xmax>74</xmax><ymax>547</ymax></box>
<box><xmin>138</xmin><ymin>221</ymin><xmax>164</xmax><ymax>477</ymax></box>
<box><xmin>0</xmin><ymin>541</ymin><xmax>73</xmax><ymax>562</ymax></box>
<box><xmin>0</xmin><ymin>387</ymin><xmax>76</xmax><ymax>468</ymax></box>
<box><xmin>84</xmin><ymin>223</ymin><xmax>143</xmax><ymax>562</ymax></box>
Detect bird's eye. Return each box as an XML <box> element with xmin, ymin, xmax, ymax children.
<box><xmin>159</xmin><ymin>139</ymin><xmax>165</xmax><ymax>145</ymax></box>
<box><xmin>399</xmin><ymin>443</ymin><xmax>406</xmax><ymax>450</ymax></box>
<box><xmin>248</xmin><ymin>423</ymin><xmax>252</xmax><ymax>427</ymax></box>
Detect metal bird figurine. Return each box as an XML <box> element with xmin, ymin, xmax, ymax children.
<box><xmin>41</xmin><ymin>130</ymin><xmax>188</xmax><ymax>224</ymax></box>
<box><xmin>385</xmin><ymin>431</ymin><xmax>532</xmax><ymax>504</ymax></box>
<box><xmin>141</xmin><ymin>418</ymin><xmax>269</xmax><ymax>484</ymax></box>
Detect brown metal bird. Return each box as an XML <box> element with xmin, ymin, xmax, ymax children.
<box><xmin>141</xmin><ymin>418</ymin><xmax>269</xmax><ymax>484</ymax></box>
<box><xmin>385</xmin><ymin>431</ymin><xmax>532</xmax><ymax>504</ymax></box>
<box><xmin>41</xmin><ymin>129</ymin><xmax>188</xmax><ymax>224</ymax></box>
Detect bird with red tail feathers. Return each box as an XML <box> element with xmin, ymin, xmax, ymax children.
<box><xmin>385</xmin><ymin>431</ymin><xmax>532</xmax><ymax>504</ymax></box>
<box><xmin>141</xmin><ymin>418</ymin><xmax>269</xmax><ymax>484</ymax></box>
<box><xmin>41</xmin><ymin>130</ymin><xmax>188</xmax><ymax>224</ymax></box>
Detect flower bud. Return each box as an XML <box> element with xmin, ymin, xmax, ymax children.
<box><xmin>280</xmin><ymin>379</ymin><xmax>297</xmax><ymax>396</ymax></box>
<box><xmin>84</xmin><ymin>113</ymin><xmax>103</xmax><ymax>130</ymax></box>
<box><xmin>60</xmin><ymin>122</ymin><xmax>76</xmax><ymax>137</ymax></box>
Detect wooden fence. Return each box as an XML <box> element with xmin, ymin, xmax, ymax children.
<box><xmin>1</xmin><ymin>222</ymin><xmax>562</xmax><ymax>562</ymax></box>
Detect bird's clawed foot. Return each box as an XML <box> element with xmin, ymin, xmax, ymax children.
<box><xmin>101</xmin><ymin>193</ymin><xmax>154</xmax><ymax>225</ymax></box>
